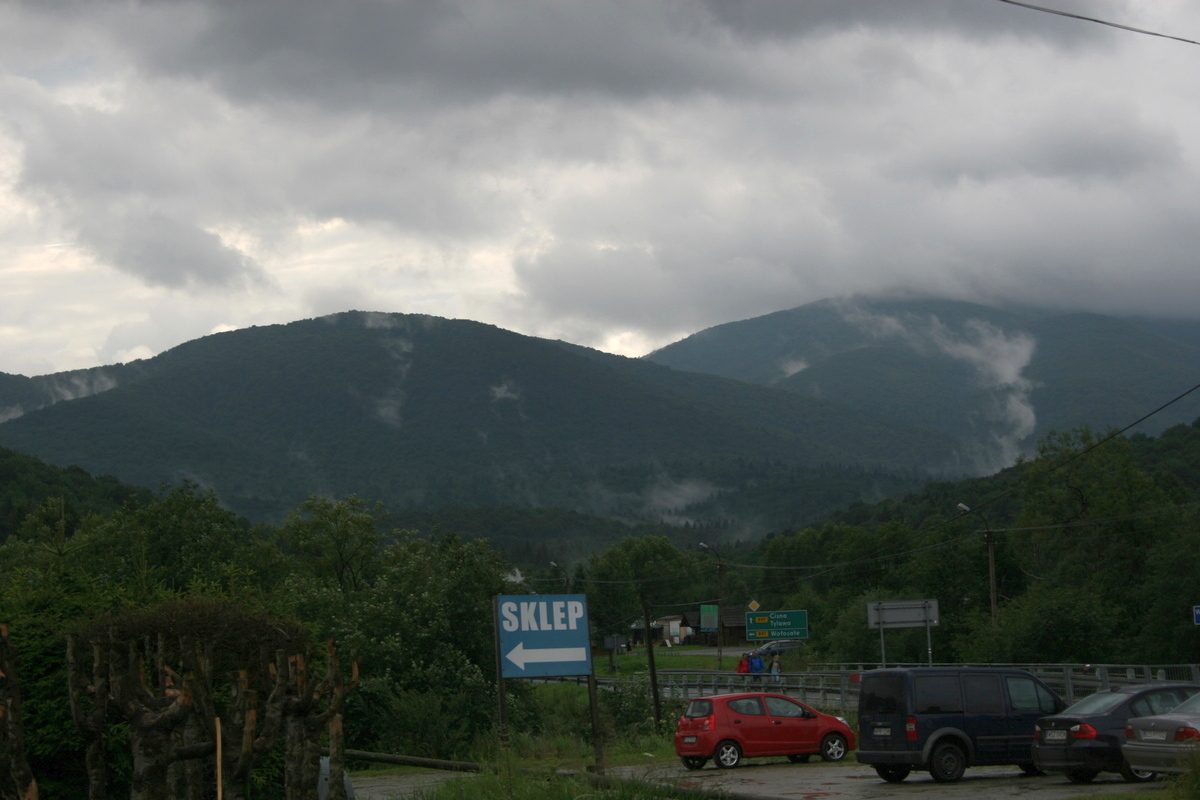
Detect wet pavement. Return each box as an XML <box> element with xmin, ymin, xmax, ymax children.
<box><xmin>352</xmin><ymin>759</ymin><xmax>1169</xmax><ymax>799</ymax></box>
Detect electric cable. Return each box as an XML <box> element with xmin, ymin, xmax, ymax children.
<box><xmin>997</xmin><ymin>0</ymin><xmax>1200</xmax><ymax>47</ymax></box>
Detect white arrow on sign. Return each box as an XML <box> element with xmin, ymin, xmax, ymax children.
<box><xmin>505</xmin><ymin>641</ymin><xmax>588</xmax><ymax>670</ymax></box>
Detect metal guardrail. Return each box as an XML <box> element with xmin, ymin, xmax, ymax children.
<box><xmin>645</xmin><ymin>663</ymin><xmax>1200</xmax><ymax>715</ymax></box>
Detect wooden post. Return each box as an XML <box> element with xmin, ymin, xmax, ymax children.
<box><xmin>641</xmin><ymin>599</ymin><xmax>662</xmax><ymax>727</ymax></box>
<box><xmin>587</xmin><ymin>674</ymin><xmax>606</xmax><ymax>775</ymax></box>
<box><xmin>215</xmin><ymin>717</ymin><xmax>223</xmax><ymax>800</ymax></box>
<box><xmin>493</xmin><ymin>596</ymin><xmax>509</xmax><ymax>751</ymax></box>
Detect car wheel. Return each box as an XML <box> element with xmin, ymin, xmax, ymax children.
<box><xmin>680</xmin><ymin>756</ymin><xmax>708</xmax><ymax>770</ymax></box>
<box><xmin>928</xmin><ymin>742</ymin><xmax>966</xmax><ymax>783</ymax></box>
<box><xmin>1066</xmin><ymin>769</ymin><xmax>1099</xmax><ymax>783</ymax></box>
<box><xmin>787</xmin><ymin>754</ymin><xmax>810</xmax><ymax>764</ymax></box>
<box><xmin>714</xmin><ymin>740</ymin><xmax>742</xmax><ymax>769</ymax></box>
<box><xmin>1119</xmin><ymin>760</ymin><xmax>1157</xmax><ymax>783</ymax></box>
<box><xmin>820</xmin><ymin>733</ymin><xmax>848</xmax><ymax>762</ymax></box>
<box><xmin>874</xmin><ymin>765</ymin><xmax>911</xmax><ymax>783</ymax></box>
<box><xmin>1019</xmin><ymin>761</ymin><xmax>1043</xmax><ymax>776</ymax></box>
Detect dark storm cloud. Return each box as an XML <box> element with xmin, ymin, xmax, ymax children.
<box><xmin>700</xmin><ymin>0</ymin><xmax>1130</xmax><ymax>44</ymax></box>
<box><xmin>893</xmin><ymin>102</ymin><xmax>1183</xmax><ymax>185</ymax></box>
<box><xmin>1</xmin><ymin>0</ymin><xmax>1199</xmax><ymax>377</ymax></box>
<box><xmin>44</xmin><ymin>0</ymin><xmax>1130</xmax><ymax>110</ymax></box>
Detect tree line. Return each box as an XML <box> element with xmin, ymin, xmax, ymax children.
<box><xmin>3</xmin><ymin>421</ymin><xmax>1200</xmax><ymax>796</ymax></box>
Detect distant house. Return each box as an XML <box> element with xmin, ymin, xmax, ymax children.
<box><xmin>630</xmin><ymin>614</ymin><xmax>690</xmax><ymax>645</ymax></box>
<box><xmin>680</xmin><ymin>607</ymin><xmax>747</xmax><ymax>646</ymax></box>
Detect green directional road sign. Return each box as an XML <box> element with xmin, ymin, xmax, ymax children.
<box><xmin>745</xmin><ymin>609</ymin><xmax>808</xmax><ymax>641</ymax></box>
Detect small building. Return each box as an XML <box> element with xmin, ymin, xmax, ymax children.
<box><xmin>680</xmin><ymin>607</ymin><xmax>747</xmax><ymax>646</ymax></box>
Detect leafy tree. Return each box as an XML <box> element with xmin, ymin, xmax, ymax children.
<box><xmin>582</xmin><ymin>536</ymin><xmax>708</xmax><ymax>638</ymax></box>
<box><xmin>277</xmin><ymin>495</ymin><xmax>383</xmax><ymax>598</ymax></box>
<box><xmin>81</xmin><ymin>482</ymin><xmax>261</xmax><ymax>600</ymax></box>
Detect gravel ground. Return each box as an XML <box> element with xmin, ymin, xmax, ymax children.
<box><xmin>351</xmin><ymin>760</ymin><xmax>1171</xmax><ymax>800</ymax></box>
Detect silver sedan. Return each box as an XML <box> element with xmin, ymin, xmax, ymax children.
<box><xmin>1122</xmin><ymin>691</ymin><xmax>1200</xmax><ymax>774</ymax></box>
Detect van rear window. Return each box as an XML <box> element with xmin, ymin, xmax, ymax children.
<box><xmin>914</xmin><ymin>676</ymin><xmax>963</xmax><ymax>714</ymax></box>
<box><xmin>860</xmin><ymin>675</ymin><xmax>904</xmax><ymax>714</ymax></box>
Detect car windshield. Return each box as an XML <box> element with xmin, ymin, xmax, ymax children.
<box><xmin>1062</xmin><ymin>692</ymin><xmax>1126</xmax><ymax>715</ymax></box>
<box><xmin>1165</xmin><ymin>693</ymin><xmax>1200</xmax><ymax>715</ymax></box>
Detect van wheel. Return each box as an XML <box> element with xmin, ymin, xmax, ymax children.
<box><xmin>714</xmin><ymin>740</ymin><xmax>742</xmax><ymax>769</ymax></box>
<box><xmin>680</xmin><ymin>756</ymin><xmax>707</xmax><ymax>770</ymax></box>
<box><xmin>1119</xmin><ymin>760</ymin><xmax>1157</xmax><ymax>783</ymax></box>
<box><xmin>1066</xmin><ymin>769</ymin><xmax>1099</xmax><ymax>783</ymax></box>
<box><xmin>820</xmin><ymin>733</ymin><xmax>848</xmax><ymax>762</ymax></box>
<box><xmin>928</xmin><ymin>742</ymin><xmax>966</xmax><ymax>782</ymax></box>
<box><xmin>874</xmin><ymin>765</ymin><xmax>911</xmax><ymax>782</ymax></box>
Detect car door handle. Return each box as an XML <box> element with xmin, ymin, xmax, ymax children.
<box><xmin>733</xmin><ymin>719</ymin><xmax>742</xmax><ymax>724</ymax></box>
<box><xmin>773</xmin><ymin>720</ymin><xmax>783</xmax><ymax>725</ymax></box>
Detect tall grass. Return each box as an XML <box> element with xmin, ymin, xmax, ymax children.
<box><xmin>1163</xmin><ymin>747</ymin><xmax>1200</xmax><ymax>799</ymax></box>
<box><xmin>461</xmin><ymin>676</ymin><xmax>682</xmax><ymax>771</ymax></box>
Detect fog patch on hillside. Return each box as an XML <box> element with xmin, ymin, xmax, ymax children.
<box><xmin>838</xmin><ymin>302</ymin><xmax>1038</xmax><ymax>472</ymax></box>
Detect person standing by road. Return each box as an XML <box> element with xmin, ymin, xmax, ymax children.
<box><xmin>748</xmin><ymin>651</ymin><xmax>764</xmax><ymax>680</ymax></box>
<box><xmin>770</xmin><ymin>654</ymin><xmax>781</xmax><ymax>683</ymax></box>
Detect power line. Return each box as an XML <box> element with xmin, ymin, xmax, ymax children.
<box><xmin>997</xmin><ymin>0</ymin><xmax>1200</xmax><ymax>47</ymax></box>
<box><xmin>732</xmin><ymin>377</ymin><xmax>1200</xmax><ymax>594</ymax></box>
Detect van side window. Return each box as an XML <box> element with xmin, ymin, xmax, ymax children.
<box><xmin>914</xmin><ymin>676</ymin><xmax>963</xmax><ymax>714</ymax></box>
<box><xmin>963</xmin><ymin>675</ymin><xmax>1004</xmax><ymax>713</ymax></box>
<box><xmin>1006</xmin><ymin>677</ymin><xmax>1058</xmax><ymax>713</ymax></box>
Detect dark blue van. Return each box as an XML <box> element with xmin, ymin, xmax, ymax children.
<box><xmin>857</xmin><ymin>667</ymin><xmax>1064</xmax><ymax>782</ymax></box>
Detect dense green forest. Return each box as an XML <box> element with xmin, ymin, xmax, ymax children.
<box><xmin>0</xmin><ymin>311</ymin><xmax>965</xmax><ymax>526</ymax></box>
<box><xmin>4</xmin><ymin>419</ymin><xmax>1200</xmax><ymax>795</ymax></box>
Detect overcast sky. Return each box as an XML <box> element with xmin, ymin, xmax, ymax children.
<box><xmin>2</xmin><ymin>1</ymin><xmax>1199</xmax><ymax>376</ymax></box>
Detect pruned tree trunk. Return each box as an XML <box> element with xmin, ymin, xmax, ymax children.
<box><xmin>66</xmin><ymin>635</ymin><xmax>107</xmax><ymax>800</ymax></box>
<box><xmin>111</xmin><ymin>641</ymin><xmax>195</xmax><ymax>800</ymax></box>
<box><xmin>71</xmin><ymin>600</ymin><xmax>324</xmax><ymax>799</ymax></box>
<box><xmin>215</xmin><ymin>657</ymin><xmax>288</xmax><ymax>800</ymax></box>
<box><xmin>283</xmin><ymin>642</ymin><xmax>358</xmax><ymax>800</ymax></box>
<box><xmin>167</xmin><ymin>712</ymin><xmax>208</xmax><ymax>800</ymax></box>
<box><xmin>0</xmin><ymin>625</ymin><xmax>39</xmax><ymax>800</ymax></box>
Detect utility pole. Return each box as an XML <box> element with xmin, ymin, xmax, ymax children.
<box><xmin>641</xmin><ymin>597</ymin><xmax>662</xmax><ymax>727</ymax></box>
<box><xmin>958</xmin><ymin>503</ymin><xmax>997</xmax><ymax>627</ymax></box>
<box><xmin>700</xmin><ymin>542</ymin><xmax>726</xmax><ymax>669</ymax></box>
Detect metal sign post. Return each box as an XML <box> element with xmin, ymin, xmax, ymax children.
<box><xmin>494</xmin><ymin>594</ymin><xmax>602</xmax><ymax>771</ymax></box>
<box><xmin>868</xmin><ymin>600</ymin><xmax>940</xmax><ymax>666</ymax></box>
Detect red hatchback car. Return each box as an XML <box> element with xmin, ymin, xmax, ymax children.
<box><xmin>674</xmin><ymin>692</ymin><xmax>856</xmax><ymax>769</ymax></box>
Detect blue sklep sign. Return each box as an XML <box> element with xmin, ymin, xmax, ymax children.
<box><xmin>496</xmin><ymin>594</ymin><xmax>593</xmax><ymax>679</ymax></box>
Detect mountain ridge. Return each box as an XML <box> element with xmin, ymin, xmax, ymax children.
<box><xmin>647</xmin><ymin>296</ymin><xmax>1200</xmax><ymax>471</ymax></box>
<box><xmin>0</xmin><ymin>310</ymin><xmax>958</xmax><ymax>525</ymax></box>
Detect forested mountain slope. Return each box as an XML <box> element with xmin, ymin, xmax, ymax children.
<box><xmin>648</xmin><ymin>297</ymin><xmax>1200</xmax><ymax>471</ymax></box>
<box><xmin>0</xmin><ymin>311</ymin><xmax>955</xmax><ymax>524</ymax></box>
<box><xmin>0</xmin><ymin>445</ymin><xmax>149</xmax><ymax>539</ymax></box>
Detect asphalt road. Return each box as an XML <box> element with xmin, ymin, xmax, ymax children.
<box><xmin>352</xmin><ymin>760</ymin><xmax>1170</xmax><ymax>799</ymax></box>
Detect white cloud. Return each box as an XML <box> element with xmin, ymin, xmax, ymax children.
<box><xmin>1</xmin><ymin>0</ymin><xmax>1199</xmax><ymax>375</ymax></box>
